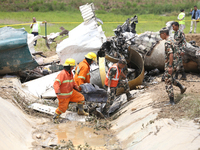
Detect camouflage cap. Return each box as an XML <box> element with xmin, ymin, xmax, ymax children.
<box><xmin>159</xmin><ymin>27</ymin><xmax>169</xmax><ymax>34</ymax></box>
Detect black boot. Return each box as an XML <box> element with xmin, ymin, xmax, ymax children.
<box><xmin>176</xmin><ymin>82</ymin><xmax>187</xmax><ymax>94</ymax></box>
<box><xmin>180</xmin><ymin>71</ymin><xmax>187</xmax><ymax>80</ymax></box>
<box><xmin>126</xmin><ymin>92</ymin><xmax>135</xmax><ymax>101</ymax></box>
<box><xmin>161</xmin><ymin>74</ymin><xmax>165</xmax><ymax>82</ymax></box>
<box><xmin>174</xmin><ymin>72</ymin><xmax>179</xmax><ymax>79</ymax></box>
<box><xmin>169</xmin><ymin>96</ymin><xmax>175</xmax><ymax>105</ymax></box>
<box><xmin>165</xmin><ymin>96</ymin><xmax>175</xmax><ymax>106</ymax></box>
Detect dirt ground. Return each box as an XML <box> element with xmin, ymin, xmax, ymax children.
<box><xmin>185</xmin><ymin>33</ymin><xmax>200</xmax><ymax>46</ymax></box>
<box><xmin>144</xmin><ymin>73</ymin><xmax>200</xmax><ymax>121</ymax></box>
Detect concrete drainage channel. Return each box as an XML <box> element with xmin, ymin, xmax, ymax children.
<box><xmin>0</xmin><ymin>77</ymin><xmax>121</xmax><ymax>149</ymax></box>
<box><xmin>0</xmin><ymin>76</ymin><xmax>200</xmax><ymax>150</ymax></box>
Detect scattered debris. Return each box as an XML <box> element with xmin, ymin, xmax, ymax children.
<box><xmin>29</xmin><ymin>103</ymin><xmax>87</xmax><ymax>122</ymax></box>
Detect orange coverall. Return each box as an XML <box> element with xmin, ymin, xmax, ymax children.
<box><xmin>53</xmin><ymin>70</ymin><xmax>84</xmax><ymax>115</ymax></box>
<box><xmin>74</xmin><ymin>59</ymin><xmax>90</xmax><ymax>87</ymax></box>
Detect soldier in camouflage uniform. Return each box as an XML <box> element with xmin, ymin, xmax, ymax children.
<box><xmin>103</xmin><ymin>59</ymin><xmax>134</xmax><ymax>113</ymax></box>
<box><xmin>172</xmin><ymin>22</ymin><xmax>187</xmax><ymax>80</ymax></box>
<box><xmin>159</xmin><ymin>27</ymin><xmax>186</xmax><ymax>105</ymax></box>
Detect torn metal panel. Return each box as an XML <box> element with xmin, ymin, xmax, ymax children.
<box><xmin>56</xmin><ymin>19</ymin><xmax>106</xmax><ymax>64</ymax></box>
<box><xmin>0</xmin><ymin>27</ymin><xmax>38</xmax><ymax>74</ymax></box>
<box><xmin>79</xmin><ymin>3</ymin><xmax>95</xmax><ymax>22</ymax></box>
<box><xmin>22</xmin><ymin>71</ymin><xmax>60</xmax><ymax>97</ymax></box>
<box><xmin>56</xmin><ymin>4</ymin><xmax>106</xmax><ymax>65</ymax></box>
<box><xmin>29</xmin><ymin>103</ymin><xmax>86</xmax><ymax>122</ymax></box>
<box><xmin>41</xmin><ymin>88</ymin><xmax>56</xmax><ymax>99</ymax></box>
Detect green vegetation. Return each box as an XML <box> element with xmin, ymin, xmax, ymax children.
<box><xmin>0</xmin><ymin>11</ymin><xmax>198</xmax><ymax>52</ymax></box>
<box><xmin>0</xmin><ymin>11</ymin><xmax>198</xmax><ymax>37</ymax></box>
<box><xmin>0</xmin><ymin>0</ymin><xmax>200</xmax><ymax>15</ymax></box>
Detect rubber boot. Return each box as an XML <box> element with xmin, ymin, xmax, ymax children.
<box><xmin>177</xmin><ymin>82</ymin><xmax>187</xmax><ymax>94</ymax></box>
<box><xmin>169</xmin><ymin>96</ymin><xmax>175</xmax><ymax>105</ymax></box>
<box><xmin>180</xmin><ymin>71</ymin><xmax>187</xmax><ymax>80</ymax></box>
<box><xmin>161</xmin><ymin>74</ymin><xmax>165</xmax><ymax>82</ymax></box>
<box><xmin>126</xmin><ymin>92</ymin><xmax>135</xmax><ymax>101</ymax></box>
<box><xmin>77</xmin><ymin>102</ymin><xmax>89</xmax><ymax>116</ymax></box>
<box><xmin>53</xmin><ymin>112</ymin><xmax>60</xmax><ymax>119</ymax></box>
<box><xmin>174</xmin><ymin>72</ymin><xmax>179</xmax><ymax>80</ymax></box>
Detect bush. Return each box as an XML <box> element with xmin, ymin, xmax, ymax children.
<box><xmin>33</xmin><ymin>5</ymin><xmax>39</xmax><ymax>11</ymax></box>
<box><xmin>100</xmin><ymin>4</ymin><xmax>104</xmax><ymax>10</ymax></box>
<box><xmin>58</xmin><ymin>3</ymin><xmax>67</xmax><ymax>11</ymax></box>
<box><xmin>46</xmin><ymin>3</ymin><xmax>54</xmax><ymax>11</ymax></box>
<box><xmin>126</xmin><ymin>1</ymin><xmax>132</xmax><ymax>8</ymax></box>
<box><xmin>132</xmin><ymin>2</ymin><xmax>137</xmax><ymax>8</ymax></box>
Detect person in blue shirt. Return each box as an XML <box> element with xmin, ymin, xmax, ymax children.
<box><xmin>189</xmin><ymin>6</ymin><xmax>200</xmax><ymax>34</ymax></box>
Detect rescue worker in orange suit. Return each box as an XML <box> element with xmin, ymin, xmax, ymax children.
<box><xmin>103</xmin><ymin>59</ymin><xmax>134</xmax><ymax>113</ymax></box>
<box><xmin>53</xmin><ymin>58</ymin><xmax>89</xmax><ymax>120</ymax></box>
<box><xmin>74</xmin><ymin>52</ymin><xmax>97</xmax><ymax>88</ymax></box>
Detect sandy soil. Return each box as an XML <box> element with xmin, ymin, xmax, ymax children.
<box><xmin>185</xmin><ymin>33</ymin><xmax>200</xmax><ymax>46</ymax></box>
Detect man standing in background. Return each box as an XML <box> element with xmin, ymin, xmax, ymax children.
<box><xmin>30</xmin><ymin>17</ymin><xmax>46</xmax><ymax>46</ymax></box>
<box><xmin>177</xmin><ymin>9</ymin><xmax>185</xmax><ymax>32</ymax></box>
<box><xmin>172</xmin><ymin>22</ymin><xmax>187</xmax><ymax>80</ymax></box>
<box><xmin>189</xmin><ymin>6</ymin><xmax>200</xmax><ymax>34</ymax></box>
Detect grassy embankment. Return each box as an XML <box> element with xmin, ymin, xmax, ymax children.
<box><xmin>0</xmin><ymin>11</ymin><xmax>198</xmax><ymax>52</ymax></box>
<box><xmin>0</xmin><ymin>0</ymin><xmax>200</xmax><ymax>51</ymax></box>
<box><xmin>0</xmin><ymin>11</ymin><xmax>199</xmax><ymax>52</ymax></box>
<box><xmin>0</xmin><ymin>0</ymin><xmax>199</xmax><ymax>15</ymax></box>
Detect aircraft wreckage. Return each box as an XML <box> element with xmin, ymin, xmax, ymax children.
<box><xmin>1</xmin><ymin>4</ymin><xmax>200</xmax><ymax>96</ymax></box>
<box><xmin>1</xmin><ymin>3</ymin><xmax>200</xmax><ymax>117</ymax></box>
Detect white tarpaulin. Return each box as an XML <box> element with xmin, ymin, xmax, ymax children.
<box><xmin>56</xmin><ymin>18</ymin><xmax>106</xmax><ymax>64</ymax></box>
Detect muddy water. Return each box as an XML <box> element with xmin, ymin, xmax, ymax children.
<box><xmin>49</xmin><ymin>121</ymin><xmax>120</xmax><ymax>149</ymax></box>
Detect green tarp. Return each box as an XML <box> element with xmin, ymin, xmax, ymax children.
<box><xmin>0</xmin><ymin>27</ymin><xmax>38</xmax><ymax>74</ymax></box>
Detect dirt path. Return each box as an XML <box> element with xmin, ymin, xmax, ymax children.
<box><xmin>144</xmin><ymin>73</ymin><xmax>200</xmax><ymax>120</ymax></box>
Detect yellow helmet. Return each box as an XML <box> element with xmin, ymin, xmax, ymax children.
<box><xmin>85</xmin><ymin>52</ymin><xmax>97</xmax><ymax>60</ymax></box>
<box><xmin>63</xmin><ymin>58</ymin><xmax>76</xmax><ymax>66</ymax></box>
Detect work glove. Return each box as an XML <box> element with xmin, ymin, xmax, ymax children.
<box><xmin>107</xmin><ymin>87</ymin><xmax>111</xmax><ymax>93</ymax></box>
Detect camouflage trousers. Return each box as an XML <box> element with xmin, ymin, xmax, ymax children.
<box><xmin>104</xmin><ymin>79</ymin><xmax>130</xmax><ymax>108</ymax></box>
<box><xmin>164</xmin><ymin>70</ymin><xmax>181</xmax><ymax>97</ymax></box>
<box><xmin>176</xmin><ymin>56</ymin><xmax>184</xmax><ymax>73</ymax></box>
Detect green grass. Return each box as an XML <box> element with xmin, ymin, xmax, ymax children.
<box><xmin>0</xmin><ymin>11</ymin><xmax>199</xmax><ymax>52</ymax></box>
<box><xmin>0</xmin><ymin>11</ymin><xmax>198</xmax><ymax>36</ymax></box>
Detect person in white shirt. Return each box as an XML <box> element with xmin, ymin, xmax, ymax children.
<box><xmin>30</xmin><ymin>17</ymin><xmax>46</xmax><ymax>46</ymax></box>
